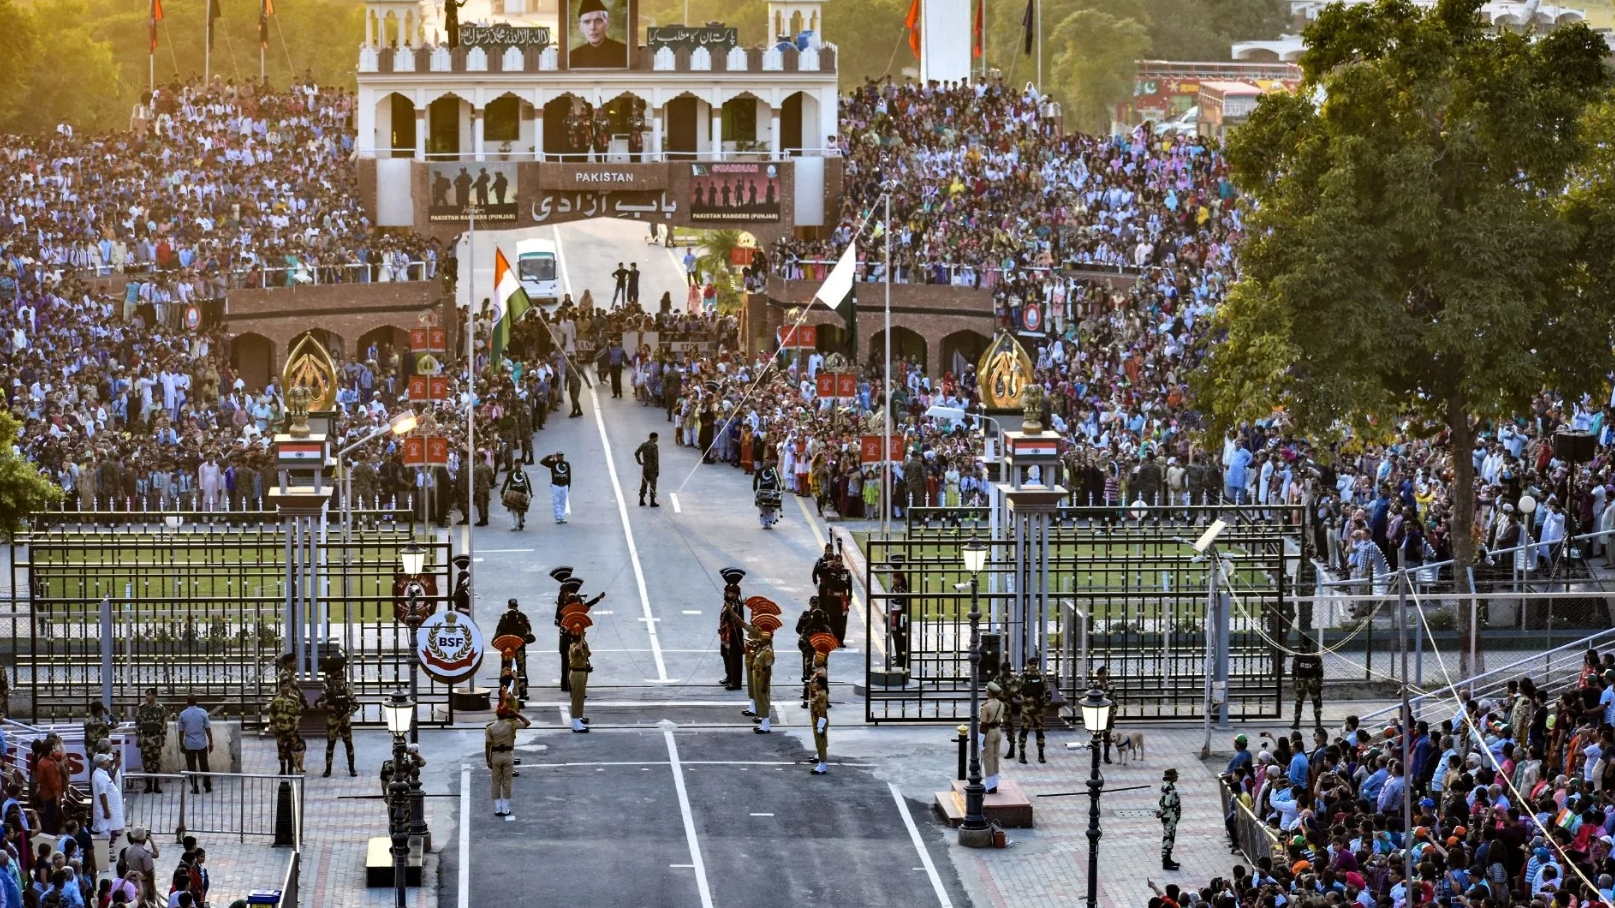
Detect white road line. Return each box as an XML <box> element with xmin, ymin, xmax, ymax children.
<box><xmin>593</xmin><ymin>610</ymin><xmax>615</xmax><ymax>616</ymax></box>
<box><xmin>889</xmin><ymin>782</ymin><xmax>954</xmax><ymax>908</ymax></box>
<box><xmin>681</xmin><ymin>610</ymin><xmax>703</xmax><ymax>615</ymax></box>
<box><xmin>556</xmin><ymin>225</ymin><xmax>671</xmax><ymax>683</ymax></box>
<box><xmin>749</xmin><ymin>812</ymin><xmax>774</xmax><ymax>817</ymax></box>
<box><xmin>477</xmin><ymin>548</ymin><xmax>536</xmax><ymax>553</ymax></box>
<box><xmin>669</xmin><ymin>493</ymin><xmax>682</xmax><ymax>513</ymax></box>
<box><xmin>663</xmin><ymin>723</ymin><xmax>716</xmax><ymax>908</ymax></box>
<box><xmin>458</xmin><ymin>763</ymin><xmax>471</xmax><ymax>908</ymax></box>
<box><xmin>795</xmin><ymin>496</ymin><xmax>884</xmax><ymax>657</ymax></box>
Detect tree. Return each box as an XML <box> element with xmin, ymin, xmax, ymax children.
<box><xmin>1049</xmin><ymin>9</ymin><xmax>1149</xmax><ymax>133</ymax></box>
<box><xmin>698</xmin><ymin>230</ymin><xmax>746</xmax><ymax>313</ymax></box>
<box><xmin>0</xmin><ymin>0</ymin><xmax>41</xmax><ymax>129</ymax></box>
<box><xmin>9</xmin><ymin>0</ymin><xmax>124</xmax><ymax>134</ymax></box>
<box><xmin>1196</xmin><ymin>0</ymin><xmax>1615</xmax><ymax>675</ymax></box>
<box><xmin>0</xmin><ymin>412</ymin><xmax>64</xmax><ymax>544</ymax></box>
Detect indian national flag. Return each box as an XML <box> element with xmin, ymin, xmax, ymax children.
<box><xmin>490</xmin><ymin>248</ymin><xmax>532</xmax><ymax>363</ymax></box>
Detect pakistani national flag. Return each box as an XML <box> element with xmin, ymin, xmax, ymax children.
<box><xmin>813</xmin><ymin>243</ymin><xmax>858</xmax><ymax>360</ymax></box>
<box><xmin>490</xmin><ymin>248</ymin><xmax>532</xmax><ymax>363</ymax></box>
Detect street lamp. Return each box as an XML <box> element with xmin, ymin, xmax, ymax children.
<box><xmin>399</xmin><ymin>542</ymin><xmax>427</xmax><ymax>577</ymax></box>
<box><xmin>959</xmin><ymin>537</ymin><xmax>992</xmax><ymax>847</ymax></box>
<box><xmin>397</xmin><ymin>543</ymin><xmax>428</xmax><ymax>745</ymax></box>
<box><xmin>1078</xmin><ymin>685</ymin><xmax>1116</xmax><ymax>908</ymax></box>
<box><xmin>383</xmin><ymin>689</ymin><xmax>413</xmax><ymax>908</ymax></box>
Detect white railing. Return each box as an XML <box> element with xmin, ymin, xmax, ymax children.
<box><xmin>55</xmin><ymin>260</ymin><xmax>432</xmax><ymax>287</ymax></box>
<box><xmin>360</xmin><ymin>146</ymin><xmax>841</xmax><ymax>162</ymax></box>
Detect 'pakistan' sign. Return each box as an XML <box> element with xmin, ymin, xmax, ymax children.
<box><xmin>460</xmin><ymin>24</ymin><xmax>551</xmax><ymax>47</ymax></box>
<box><xmin>645</xmin><ymin>24</ymin><xmax>738</xmax><ymax>54</ymax></box>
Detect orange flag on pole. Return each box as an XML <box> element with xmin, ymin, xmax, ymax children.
<box><xmin>905</xmin><ymin>0</ymin><xmax>921</xmax><ymax>59</ymax></box>
<box><xmin>973</xmin><ymin>0</ymin><xmax>984</xmax><ymax>57</ymax></box>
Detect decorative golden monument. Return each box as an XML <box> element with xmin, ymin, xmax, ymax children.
<box><xmin>1020</xmin><ymin>383</ymin><xmax>1046</xmax><ymax>435</ymax></box>
<box><xmin>977</xmin><ymin>331</ymin><xmax>1034</xmax><ymax>411</ymax></box>
<box><xmin>284</xmin><ymin>333</ymin><xmax>339</xmax><ymax>412</ymax></box>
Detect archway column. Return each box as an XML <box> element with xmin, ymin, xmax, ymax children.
<box><xmin>472</xmin><ymin>107</ymin><xmax>485</xmax><ymax>162</ymax></box>
<box><xmin>769</xmin><ymin>106</ymin><xmax>781</xmax><ymax>161</ymax></box>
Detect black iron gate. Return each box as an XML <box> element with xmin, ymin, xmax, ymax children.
<box><xmin>863</xmin><ymin>504</ymin><xmax>1287</xmax><ymax>723</ymax></box>
<box><xmin>10</xmin><ymin>507</ymin><xmax>456</xmax><ymax>726</ymax></box>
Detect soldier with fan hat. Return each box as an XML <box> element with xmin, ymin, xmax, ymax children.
<box><xmin>744</xmin><ymin>597</ymin><xmax>783</xmax><ymax>725</ymax></box>
<box><xmin>809</xmin><ymin>672</ymin><xmax>830</xmax><ymax>775</ymax></box>
<box><xmin>796</xmin><ymin>599</ymin><xmax>833</xmax><ymax>686</ymax></box>
<box><xmin>742</xmin><ymin>622</ymin><xmax>761</xmax><ymax>716</ymax></box>
<box><xmin>750</xmin><ymin>620</ymin><xmax>779</xmax><ymax>733</ymax></box>
<box><xmin>563</xmin><ymin>610</ymin><xmax>594</xmax><ymax>732</ymax></box>
<box><xmin>494</xmin><ymin>599</ymin><xmax>535</xmax><ymax>700</ymax></box>
<box><xmin>485</xmin><ymin>691</ymin><xmax>530</xmax><ymax>818</ymax></box>
<box><xmin>717</xmin><ymin>568</ymin><xmax>747</xmax><ymax>690</ymax></box>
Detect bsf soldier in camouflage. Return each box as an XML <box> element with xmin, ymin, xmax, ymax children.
<box><xmin>135</xmin><ymin>689</ymin><xmax>167</xmax><ymax>792</ymax></box>
<box><xmin>1292</xmin><ymin>635</ymin><xmax>1325</xmax><ymax>731</ymax></box>
<box><xmin>1017</xmin><ymin>659</ymin><xmax>1050</xmax><ymax>764</ymax></box>
<box><xmin>1158</xmin><ymin>767</ymin><xmax>1182</xmax><ymax>870</ymax></box>
<box><xmin>268</xmin><ymin>683</ymin><xmax>306</xmax><ymax>775</ymax></box>
<box><xmin>352</xmin><ymin>458</ymin><xmax>378</xmax><ymax>510</ymax></box>
<box><xmin>997</xmin><ymin>664</ymin><xmax>1023</xmax><ymax>759</ymax></box>
<box><xmin>314</xmin><ymin>670</ymin><xmax>358</xmax><ymax>777</ymax></box>
<box><xmin>84</xmin><ymin>701</ymin><xmax>113</xmax><ymax>757</ymax></box>
<box><xmin>275</xmin><ymin>652</ymin><xmax>298</xmax><ymax>692</ymax></box>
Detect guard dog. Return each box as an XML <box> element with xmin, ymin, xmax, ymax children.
<box><xmin>1115</xmin><ymin>731</ymin><xmax>1146</xmax><ymax>763</ymax></box>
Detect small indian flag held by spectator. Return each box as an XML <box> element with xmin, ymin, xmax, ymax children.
<box><xmin>491</xmin><ymin>248</ymin><xmax>532</xmax><ymax>364</ymax></box>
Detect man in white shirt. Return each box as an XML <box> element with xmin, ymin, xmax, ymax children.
<box><xmin>90</xmin><ymin>752</ymin><xmax>125</xmax><ymax>845</ymax></box>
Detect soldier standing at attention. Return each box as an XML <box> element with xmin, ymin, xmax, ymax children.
<box><xmin>887</xmin><ymin>554</ymin><xmax>911</xmax><ymax>670</ymax></box>
<box><xmin>742</xmin><ymin>625</ymin><xmax>760</xmax><ymax>718</ymax></box>
<box><xmin>997</xmin><ymin>663</ymin><xmax>1023</xmax><ymax>760</ymax></box>
<box><xmin>268</xmin><ymin>682</ymin><xmax>306</xmax><ymax>775</ymax></box>
<box><xmin>315</xmin><ymin>665</ymin><xmax>358</xmax><ymax>777</ymax></box>
<box><xmin>539</xmin><ymin>451</ymin><xmax>572</xmax><ymax>523</ymax></box>
<box><xmin>634</xmin><ymin>432</ymin><xmax>660</xmax><ymax>507</ymax></box>
<box><xmin>485</xmin><ymin>700</ymin><xmax>530</xmax><ymax>818</ymax></box>
<box><xmin>717</xmin><ymin>569</ymin><xmax>746</xmax><ymax>690</ymax></box>
<box><xmin>980</xmin><ymin>682</ymin><xmax>1006</xmax><ymax>794</ymax></box>
<box><xmin>751</xmin><ymin>630</ymin><xmax>776</xmax><ymax>734</ymax></box>
<box><xmin>135</xmin><ymin>689</ymin><xmax>166</xmax><ymax>792</ymax></box>
<box><xmin>1158</xmin><ymin>767</ymin><xmax>1182</xmax><ymax>871</ymax></box>
<box><xmin>473</xmin><ymin>454</ymin><xmax>494</xmax><ymax>526</ymax></box>
<box><xmin>809</xmin><ymin>673</ymin><xmax>830</xmax><ymax>775</ymax></box>
<box><xmin>1017</xmin><ymin>658</ymin><xmax>1050</xmax><ymax>764</ymax></box>
<box><xmin>84</xmin><ymin>701</ymin><xmax>113</xmax><ymax>758</ymax></box>
<box><xmin>495</xmin><ymin>599</ymin><xmax>534</xmax><ymax>700</ymax></box>
<box><xmin>568</xmin><ymin>629</ymin><xmax>592</xmax><ymax>733</ymax></box>
<box><xmin>1292</xmin><ymin>635</ymin><xmax>1326</xmax><ymax>731</ymax></box>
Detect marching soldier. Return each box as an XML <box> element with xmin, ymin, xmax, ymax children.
<box><xmin>820</xmin><ymin>559</ymin><xmax>852</xmax><ymax>645</ymax></box>
<box><xmin>888</xmin><ymin>554</ymin><xmax>911</xmax><ymax>670</ymax></box>
<box><xmin>269</xmin><ymin>682</ymin><xmax>306</xmax><ymax>775</ymax></box>
<box><xmin>997</xmin><ymin>663</ymin><xmax>1023</xmax><ymax>760</ymax></box>
<box><xmin>634</xmin><ymin>431</ymin><xmax>660</xmax><ymax>507</ymax></box>
<box><xmin>1017</xmin><ymin>658</ymin><xmax>1050</xmax><ymax>764</ymax></box>
<box><xmin>751</xmin><ymin>630</ymin><xmax>775</xmax><ymax>734</ymax></box>
<box><xmin>1095</xmin><ymin>664</ymin><xmax>1116</xmax><ymax>764</ymax></box>
<box><xmin>1292</xmin><ymin>635</ymin><xmax>1325</xmax><ymax>731</ymax></box>
<box><xmin>84</xmin><ymin>700</ymin><xmax>113</xmax><ymax>757</ymax></box>
<box><xmin>809</xmin><ymin>673</ymin><xmax>830</xmax><ymax>775</ymax></box>
<box><xmin>796</xmin><ymin>599</ymin><xmax>831</xmax><ymax>682</ymax></box>
<box><xmin>554</xmin><ymin>574</ymin><xmax>581</xmax><ymax>693</ymax></box>
<box><xmin>315</xmin><ymin>664</ymin><xmax>358</xmax><ymax>777</ymax></box>
<box><xmin>981</xmin><ymin>682</ymin><xmax>1006</xmax><ymax>794</ymax></box>
<box><xmin>485</xmin><ymin>698</ymin><xmax>530</xmax><ymax>818</ymax></box>
<box><xmin>135</xmin><ymin>689</ymin><xmax>167</xmax><ymax>792</ymax></box>
<box><xmin>568</xmin><ymin>628</ymin><xmax>592</xmax><ymax>733</ymax></box>
<box><xmin>1158</xmin><ymin>767</ymin><xmax>1182</xmax><ymax>870</ymax></box>
<box><xmin>718</xmin><ymin>568</ymin><xmax>746</xmax><ymax>690</ymax></box>
<box><xmin>496</xmin><ymin>599</ymin><xmax>535</xmax><ymax>700</ymax></box>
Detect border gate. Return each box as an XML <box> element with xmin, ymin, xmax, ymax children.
<box><xmin>8</xmin><ymin>507</ymin><xmax>456</xmax><ymax>726</ymax></box>
<box><xmin>863</xmin><ymin>504</ymin><xmax>1287</xmax><ymax>723</ymax></box>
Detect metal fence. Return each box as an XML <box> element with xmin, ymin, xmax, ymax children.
<box><xmin>861</xmin><ymin>504</ymin><xmax>1288</xmax><ymax>723</ymax></box>
<box><xmin>1221</xmin><ymin>778</ymin><xmax>1283</xmax><ymax>867</ymax></box>
<box><xmin>120</xmin><ymin>771</ymin><xmax>303</xmax><ymax>845</ymax></box>
<box><xmin>9</xmin><ymin>508</ymin><xmax>455</xmax><ymax>726</ymax></box>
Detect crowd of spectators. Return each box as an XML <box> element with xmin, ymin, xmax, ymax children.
<box><xmin>1198</xmin><ymin>654</ymin><xmax>1615</xmax><ymax>908</ymax></box>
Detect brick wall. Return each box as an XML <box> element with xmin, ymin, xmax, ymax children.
<box><xmin>224</xmin><ymin>281</ymin><xmax>444</xmax><ymax>354</ymax></box>
<box><xmin>760</xmin><ymin>276</ymin><xmax>996</xmax><ymax>369</ymax></box>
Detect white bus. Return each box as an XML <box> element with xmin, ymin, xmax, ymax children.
<box><xmin>515</xmin><ymin>238</ymin><xmax>561</xmax><ymax>307</ymax></box>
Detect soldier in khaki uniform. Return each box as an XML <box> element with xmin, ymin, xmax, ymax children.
<box><xmin>135</xmin><ymin>689</ymin><xmax>167</xmax><ymax>792</ymax></box>
<box><xmin>751</xmin><ymin>630</ymin><xmax>775</xmax><ymax>734</ymax></box>
<box><xmin>485</xmin><ymin>700</ymin><xmax>530</xmax><ymax>817</ymax></box>
<box><xmin>567</xmin><ymin>630</ymin><xmax>592</xmax><ymax>733</ymax></box>
<box><xmin>980</xmin><ymin>682</ymin><xmax>1006</xmax><ymax>793</ymax></box>
<box><xmin>473</xmin><ymin>456</ymin><xmax>494</xmax><ymax>526</ymax></box>
<box><xmin>268</xmin><ymin>682</ymin><xmax>306</xmax><ymax>774</ymax></box>
<box><xmin>809</xmin><ymin>673</ymin><xmax>830</xmax><ymax>774</ymax></box>
<box><xmin>741</xmin><ymin>625</ymin><xmax>760</xmax><ymax>717</ymax></box>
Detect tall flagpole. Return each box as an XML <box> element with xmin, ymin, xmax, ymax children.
<box><xmin>465</xmin><ymin>206</ymin><xmax>477</xmax><ymax>609</ymax></box>
<box><xmin>881</xmin><ymin>191</ymin><xmax>892</xmax><ymax>538</ymax></box>
<box><xmin>1036</xmin><ymin>0</ymin><xmax>1043</xmax><ymax>91</ymax></box>
<box><xmin>206</xmin><ymin>15</ymin><xmax>211</xmax><ymax>83</ymax></box>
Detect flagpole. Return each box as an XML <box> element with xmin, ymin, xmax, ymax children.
<box><xmin>881</xmin><ymin>191</ymin><xmax>892</xmax><ymax>538</ymax></box>
<box><xmin>1036</xmin><ymin>0</ymin><xmax>1043</xmax><ymax>91</ymax></box>
<box><xmin>206</xmin><ymin>15</ymin><xmax>211</xmax><ymax>83</ymax></box>
<box><xmin>465</xmin><ymin>206</ymin><xmax>476</xmax><ymax>592</ymax></box>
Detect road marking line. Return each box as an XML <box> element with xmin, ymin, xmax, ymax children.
<box><xmin>458</xmin><ymin>763</ymin><xmax>470</xmax><ymax>908</ymax></box>
<box><xmin>795</xmin><ymin>497</ymin><xmax>883</xmax><ymax>657</ymax></box>
<box><xmin>670</xmin><ymin>864</ymin><xmax>695</xmax><ymax>868</ymax></box>
<box><xmin>749</xmin><ymin>812</ymin><xmax>774</xmax><ymax>817</ymax></box>
<box><xmin>663</xmin><ymin>723</ymin><xmax>716</xmax><ymax>908</ymax></box>
<box><xmin>889</xmin><ymin>782</ymin><xmax>954</xmax><ymax>908</ymax></box>
<box><xmin>556</xmin><ymin>228</ymin><xmax>669</xmax><ymax>683</ymax></box>
<box><xmin>477</xmin><ymin>548</ymin><xmax>536</xmax><ymax>553</ymax></box>
<box><xmin>681</xmin><ymin>610</ymin><xmax>702</xmax><ymax>615</ymax></box>
<box><xmin>593</xmin><ymin>610</ymin><xmax>615</xmax><ymax>615</ymax></box>
<box><xmin>669</xmin><ymin>493</ymin><xmax>682</xmax><ymax>513</ymax></box>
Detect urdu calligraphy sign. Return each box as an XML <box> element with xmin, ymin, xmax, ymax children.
<box><xmin>645</xmin><ymin>24</ymin><xmax>738</xmax><ymax>54</ymax></box>
<box><xmin>460</xmin><ymin>24</ymin><xmax>551</xmax><ymax>47</ymax></box>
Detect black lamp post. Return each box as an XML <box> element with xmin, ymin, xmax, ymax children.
<box><xmin>1079</xmin><ymin>685</ymin><xmax>1115</xmax><ymax>908</ymax></box>
<box><xmin>398</xmin><ymin>542</ymin><xmax>428</xmax><ymax>746</ymax></box>
<box><xmin>383</xmin><ymin>689</ymin><xmax>414</xmax><ymax>908</ymax></box>
<box><xmin>959</xmin><ymin>537</ymin><xmax>992</xmax><ymax>847</ymax></box>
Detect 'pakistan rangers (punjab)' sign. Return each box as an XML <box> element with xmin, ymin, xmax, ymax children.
<box><xmin>415</xmin><ymin>610</ymin><xmax>487</xmax><ymax>684</ymax></box>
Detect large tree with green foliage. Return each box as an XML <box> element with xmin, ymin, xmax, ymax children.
<box><xmin>1197</xmin><ymin>0</ymin><xmax>1615</xmax><ymax>673</ymax></box>
<box><xmin>0</xmin><ymin>413</ymin><xmax>64</xmax><ymax>543</ymax></box>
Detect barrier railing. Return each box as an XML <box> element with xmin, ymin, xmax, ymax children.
<box><xmin>1221</xmin><ymin>778</ymin><xmax>1283</xmax><ymax>866</ymax></box>
<box><xmin>178</xmin><ymin>772</ymin><xmax>304</xmax><ymax>845</ymax></box>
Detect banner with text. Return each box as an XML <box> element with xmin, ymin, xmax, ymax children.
<box><xmin>689</xmin><ymin>163</ymin><xmax>781</xmax><ymax>222</ymax></box>
<box><xmin>860</xmin><ymin>434</ymin><xmax>906</xmax><ymax>464</ymax></box>
<box><xmin>429</xmin><ymin>163</ymin><xmax>520</xmax><ymax>222</ymax></box>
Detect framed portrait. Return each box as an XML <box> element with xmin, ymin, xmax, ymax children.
<box><xmin>566</xmin><ymin>0</ymin><xmax>632</xmax><ymax>69</ymax></box>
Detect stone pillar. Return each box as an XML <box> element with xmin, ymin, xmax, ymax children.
<box><xmin>415</xmin><ymin>108</ymin><xmax>427</xmax><ymax>160</ymax></box>
<box><xmin>769</xmin><ymin>107</ymin><xmax>782</xmax><ymax>161</ymax></box>
<box><xmin>533</xmin><ymin>111</ymin><xmax>545</xmax><ymax>162</ymax></box>
<box><xmin>472</xmin><ymin>109</ymin><xmax>485</xmax><ymax>161</ymax></box>
<box><xmin>711</xmin><ymin>106</ymin><xmax>723</xmax><ymax>160</ymax></box>
<box><xmin>365</xmin><ymin>9</ymin><xmax>375</xmax><ymax>47</ymax></box>
<box><xmin>650</xmin><ymin>109</ymin><xmax>662</xmax><ymax>161</ymax></box>
<box><xmin>356</xmin><ymin>89</ymin><xmax>376</xmax><ymax>158</ymax></box>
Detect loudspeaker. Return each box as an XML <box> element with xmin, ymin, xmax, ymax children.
<box><xmin>1554</xmin><ymin>430</ymin><xmax>1595</xmax><ymax>464</ymax></box>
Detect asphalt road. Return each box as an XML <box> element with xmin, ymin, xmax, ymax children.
<box><xmin>434</xmin><ymin>220</ymin><xmax>961</xmax><ymax>908</ymax></box>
